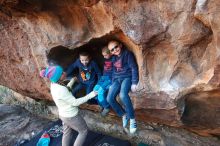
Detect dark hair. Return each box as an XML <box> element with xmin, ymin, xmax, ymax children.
<box><xmin>79</xmin><ymin>51</ymin><xmax>90</xmax><ymax>57</ymax></box>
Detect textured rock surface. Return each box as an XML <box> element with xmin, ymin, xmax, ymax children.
<box><xmin>0</xmin><ymin>0</ymin><xmax>220</xmax><ymax>136</ymax></box>
<box><xmin>83</xmin><ymin>109</ymin><xmax>220</xmax><ymax>146</ymax></box>
<box><xmin>181</xmin><ymin>89</ymin><xmax>220</xmax><ymax>136</ymax></box>
<box><xmin>0</xmin><ymin>104</ymin><xmax>51</xmax><ymax>146</ymax></box>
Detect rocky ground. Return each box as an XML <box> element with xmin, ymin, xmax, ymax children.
<box><xmin>82</xmin><ymin>110</ymin><xmax>220</xmax><ymax>146</ymax></box>
<box><xmin>0</xmin><ymin>104</ymin><xmax>52</xmax><ymax>146</ymax></box>
<box><xmin>0</xmin><ymin>103</ymin><xmax>220</xmax><ymax>146</ymax></box>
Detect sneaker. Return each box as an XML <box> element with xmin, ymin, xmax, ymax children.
<box><xmin>122</xmin><ymin>115</ymin><xmax>129</xmax><ymax>128</ymax></box>
<box><xmin>101</xmin><ymin>108</ymin><xmax>110</xmax><ymax>117</ymax></box>
<box><xmin>130</xmin><ymin>119</ymin><xmax>137</xmax><ymax>134</ymax></box>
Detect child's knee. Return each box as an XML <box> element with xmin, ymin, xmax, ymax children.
<box><xmin>119</xmin><ymin>92</ymin><xmax>128</xmax><ymax>100</ymax></box>
<box><xmin>107</xmin><ymin>96</ymin><xmax>113</xmax><ymax>104</ymax></box>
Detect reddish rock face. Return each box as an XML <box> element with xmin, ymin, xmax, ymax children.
<box><xmin>181</xmin><ymin>89</ymin><xmax>220</xmax><ymax>136</ymax></box>
<box><xmin>0</xmin><ymin>14</ymin><xmax>50</xmax><ymax>99</ymax></box>
<box><xmin>0</xmin><ymin>0</ymin><xmax>220</xmax><ymax>136</ymax></box>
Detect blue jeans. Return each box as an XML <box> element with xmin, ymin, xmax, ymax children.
<box><xmin>93</xmin><ymin>76</ymin><xmax>111</xmax><ymax>109</ymax></box>
<box><xmin>107</xmin><ymin>78</ymin><xmax>135</xmax><ymax>119</ymax></box>
<box><xmin>72</xmin><ymin>82</ymin><xmax>97</xmax><ymax>104</ymax></box>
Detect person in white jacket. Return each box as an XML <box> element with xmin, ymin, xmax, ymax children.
<box><xmin>40</xmin><ymin>65</ymin><xmax>97</xmax><ymax>146</ymax></box>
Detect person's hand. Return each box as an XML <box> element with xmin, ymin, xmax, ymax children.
<box><xmin>131</xmin><ymin>84</ymin><xmax>138</xmax><ymax>92</ymax></box>
<box><xmin>87</xmin><ymin>91</ymin><xmax>98</xmax><ymax>98</ymax></box>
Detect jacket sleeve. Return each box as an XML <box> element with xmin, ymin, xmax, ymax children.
<box><xmin>64</xmin><ymin>91</ymin><xmax>96</xmax><ymax>107</ymax></box>
<box><xmin>128</xmin><ymin>52</ymin><xmax>139</xmax><ymax>84</ymax></box>
<box><xmin>67</xmin><ymin>77</ymin><xmax>77</xmax><ymax>88</ymax></box>
<box><xmin>66</xmin><ymin>59</ymin><xmax>78</xmax><ymax>77</ymax></box>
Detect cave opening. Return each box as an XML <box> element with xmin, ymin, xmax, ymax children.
<box><xmin>46</xmin><ymin>31</ymin><xmax>141</xmax><ymax>97</ymax></box>
<box><xmin>46</xmin><ymin>35</ymin><xmax>121</xmax><ymax>72</ymax></box>
<box><xmin>46</xmin><ymin>31</ymin><xmax>140</xmax><ymax>73</ymax></box>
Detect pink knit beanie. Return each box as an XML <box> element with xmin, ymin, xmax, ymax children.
<box><xmin>40</xmin><ymin>66</ymin><xmax>63</xmax><ymax>83</ymax></box>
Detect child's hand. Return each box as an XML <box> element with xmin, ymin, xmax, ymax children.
<box><xmin>87</xmin><ymin>91</ymin><xmax>98</xmax><ymax>98</ymax></box>
<box><xmin>131</xmin><ymin>84</ymin><xmax>138</xmax><ymax>92</ymax></box>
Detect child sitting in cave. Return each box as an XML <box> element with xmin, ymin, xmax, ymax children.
<box><xmin>93</xmin><ymin>46</ymin><xmax>113</xmax><ymax>116</ymax></box>
<box><xmin>65</xmin><ymin>51</ymin><xmax>101</xmax><ymax>104</ymax></box>
<box><xmin>106</xmin><ymin>40</ymin><xmax>139</xmax><ymax>134</ymax></box>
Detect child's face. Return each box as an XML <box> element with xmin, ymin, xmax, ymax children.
<box><xmin>108</xmin><ymin>42</ymin><xmax>122</xmax><ymax>56</ymax></box>
<box><xmin>80</xmin><ymin>55</ymin><xmax>90</xmax><ymax>66</ymax></box>
<box><xmin>102</xmin><ymin>51</ymin><xmax>111</xmax><ymax>59</ymax></box>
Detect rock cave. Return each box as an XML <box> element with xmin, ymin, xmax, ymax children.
<box><xmin>0</xmin><ymin>0</ymin><xmax>220</xmax><ymax>145</ymax></box>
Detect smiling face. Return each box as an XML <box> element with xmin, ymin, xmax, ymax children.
<box><xmin>102</xmin><ymin>51</ymin><xmax>111</xmax><ymax>59</ymax></box>
<box><xmin>79</xmin><ymin>55</ymin><xmax>90</xmax><ymax>66</ymax></box>
<box><xmin>108</xmin><ymin>41</ymin><xmax>122</xmax><ymax>56</ymax></box>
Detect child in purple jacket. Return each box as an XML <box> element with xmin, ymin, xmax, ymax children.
<box><xmin>107</xmin><ymin>40</ymin><xmax>139</xmax><ymax>134</ymax></box>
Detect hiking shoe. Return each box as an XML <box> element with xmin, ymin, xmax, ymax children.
<box><xmin>122</xmin><ymin>115</ymin><xmax>129</xmax><ymax>128</ymax></box>
<box><xmin>101</xmin><ymin>108</ymin><xmax>110</xmax><ymax>117</ymax></box>
<box><xmin>130</xmin><ymin>119</ymin><xmax>137</xmax><ymax>134</ymax></box>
